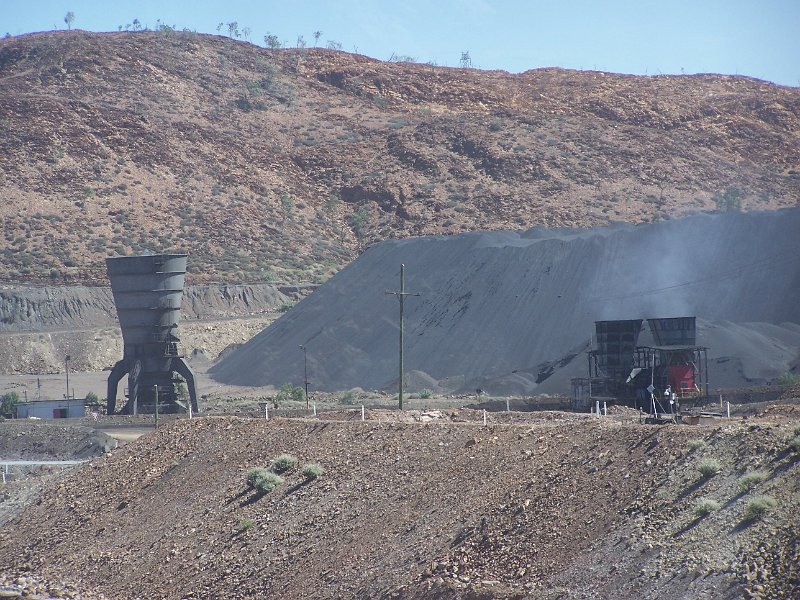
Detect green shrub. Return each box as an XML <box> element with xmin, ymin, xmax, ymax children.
<box><xmin>275</xmin><ymin>383</ymin><xmax>305</xmax><ymax>405</ymax></box>
<box><xmin>254</xmin><ymin>472</ymin><xmax>283</xmax><ymax>494</ymax></box>
<box><xmin>246</xmin><ymin>467</ymin><xmax>283</xmax><ymax>494</ymax></box>
<box><xmin>743</xmin><ymin>495</ymin><xmax>777</xmax><ymax>521</ymax></box>
<box><xmin>694</xmin><ymin>498</ymin><xmax>720</xmax><ymax>518</ymax></box>
<box><xmin>237</xmin><ymin>518</ymin><xmax>254</xmax><ymax>531</ymax></box>
<box><xmin>302</xmin><ymin>463</ymin><xmax>325</xmax><ymax>480</ymax></box>
<box><xmin>713</xmin><ymin>186</ymin><xmax>744</xmax><ymax>212</ymax></box>
<box><xmin>738</xmin><ymin>470</ymin><xmax>769</xmax><ymax>493</ymax></box>
<box><xmin>417</xmin><ymin>389</ymin><xmax>433</xmax><ymax>399</ymax></box>
<box><xmin>271</xmin><ymin>454</ymin><xmax>298</xmax><ymax>474</ymax></box>
<box><xmin>0</xmin><ymin>392</ymin><xmax>20</xmax><ymax>415</ymax></box>
<box><xmin>697</xmin><ymin>458</ymin><xmax>721</xmax><ymax>479</ymax></box>
<box><xmin>687</xmin><ymin>439</ymin><xmax>706</xmax><ymax>451</ymax></box>
<box><xmin>341</xmin><ymin>390</ymin><xmax>358</xmax><ymax>405</ymax></box>
<box><xmin>789</xmin><ymin>436</ymin><xmax>800</xmax><ymax>453</ymax></box>
<box><xmin>777</xmin><ymin>372</ymin><xmax>800</xmax><ymax>386</ymax></box>
<box><xmin>246</xmin><ymin>467</ymin><xmax>270</xmax><ymax>488</ymax></box>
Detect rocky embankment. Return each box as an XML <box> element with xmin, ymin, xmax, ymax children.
<box><xmin>0</xmin><ymin>412</ymin><xmax>797</xmax><ymax>598</ymax></box>
<box><xmin>0</xmin><ymin>283</ymin><xmax>314</xmax><ymax>332</ymax></box>
<box><xmin>0</xmin><ymin>283</ymin><xmax>315</xmax><ymax>374</ymax></box>
<box><xmin>0</xmin><ymin>421</ymin><xmax>117</xmax><ymax>460</ymax></box>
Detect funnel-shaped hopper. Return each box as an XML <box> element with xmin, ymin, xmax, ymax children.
<box><xmin>647</xmin><ymin>317</ymin><xmax>696</xmax><ymax>347</ymax></box>
<box><xmin>106</xmin><ymin>254</ymin><xmax>198</xmax><ymax>415</ymax></box>
<box><xmin>594</xmin><ymin>319</ymin><xmax>643</xmax><ymax>378</ymax></box>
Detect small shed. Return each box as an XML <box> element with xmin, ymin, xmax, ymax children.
<box><xmin>15</xmin><ymin>399</ymin><xmax>86</xmax><ymax>419</ymax></box>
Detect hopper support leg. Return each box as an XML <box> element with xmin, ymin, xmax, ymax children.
<box><xmin>124</xmin><ymin>359</ymin><xmax>142</xmax><ymax>415</ymax></box>
<box><xmin>107</xmin><ymin>360</ymin><xmax>128</xmax><ymax>415</ymax></box>
<box><xmin>173</xmin><ymin>357</ymin><xmax>200</xmax><ymax>413</ymax></box>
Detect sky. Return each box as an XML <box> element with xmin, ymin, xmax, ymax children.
<box><xmin>2</xmin><ymin>0</ymin><xmax>798</xmax><ymax>87</ymax></box>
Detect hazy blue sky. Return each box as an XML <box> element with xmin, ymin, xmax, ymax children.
<box><xmin>3</xmin><ymin>0</ymin><xmax>798</xmax><ymax>86</ymax></box>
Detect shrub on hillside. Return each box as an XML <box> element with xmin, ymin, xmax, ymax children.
<box><xmin>694</xmin><ymin>498</ymin><xmax>721</xmax><ymax>518</ymax></box>
<box><xmin>743</xmin><ymin>495</ymin><xmax>776</xmax><ymax>521</ymax></box>
<box><xmin>254</xmin><ymin>472</ymin><xmax>283</xmax><ymax>494</ymax></box>
<box><xmin>237</xmin><ymin>518</ymin><xmax>254</xmax><ymax>532</ymax></box>
<box><xmin>341</xmin><ymin>390</ymin><xmax>358</xmax><ymax>405</ymax></box>
<box><xmin>271</xmin><ymin>454</ymin><xmax>298</xmax><ymax>474</ymax></box>
<box><xmin>697</xmin><ymin>458</ymin><xmax>721</xmax><ymax>479</ymax></box>
<box><xmin>687</xmin><ymin>439</ymin><xmax>706</xmax><ymax>451</ymax></box>
<box><xmin>789</xmin><ymin>436</ymin><xmax>800</xmax><ymax>453</ymax></box>
<box><xmin>738</xmin><ymin>470</ymin><xmax>769</xmax><ymax>493</ymax></box>
<box><xmin>246</xmin><ymin>467</ymin><xmax>269</xmax><ymax>488</ymax></box>
<box><xmin>302</xmin><ymin>463</ymin><xmax>325</xmax><ymax>480</ymax></box>
<box><xmin>777</xmin><ymin>372</ymin><xmax>800</xmax><ymax>386</ymax></box>
<box><xmin>275</xmin><ymin>383</ymin><xmax>305</xmax><ymax>405</ymax></box>
<box><xmin>246</xmin><ymin>467</ymin><xmax>283</xmax><ymax>494</ymax></box>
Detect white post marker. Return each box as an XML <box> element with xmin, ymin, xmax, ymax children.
<box><xmin>595</xmin><ymin>400</ymin><xmax>600</xmax><ymax>416</ymax></box>
<box><xmin>265</xmin><ymin>403</ymin><xmax>269</xmax><ymax>420</ymax></box>
<box><xmin>361</xmin><ymin>405</ymin><xmax>365</xmax><ymax>421</ymax></box>
<box><xmin>483</xmin><ymin>410</ymin><xmax>487</xmax><ymax>426</ymax></box>
<box><xmin>313</xmin><ymin>402</ymin><xmax>317</xmax><ymax>417</ymax></box>
<box><xmin>603</xmin><ymin>401</ymin><xmax>607</xmax><ymax>416</ymax></box>
<box><xmin>726</xmin><ymin>401</ymin><xmax>730</xmax><ymax>418</ymax></box>
<box><xmin>506</xmin><ymin>398</ymin><xmax>510</xmax><ymax>412</ymax></box>
<box><xmin>188</xmin><ymin>402</ymin><xmax>193</xmax><ymax>420</ymax></box>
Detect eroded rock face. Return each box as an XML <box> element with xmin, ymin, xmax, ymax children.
<box><xmin>0</xmin><ymin>283</ymin><xmax>313</xmax><ymax>373</ymax></box>
<box><xmin>0</xmin><ymin>283</ymin><xmax>301</xmax><ymax>333</ymax></box>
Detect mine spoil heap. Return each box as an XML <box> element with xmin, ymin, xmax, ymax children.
<box><xmin>0</xmin><ymin>415</ymin><xmax>798</xmax><ymax>598</ymax></box>
<box><xmin>211</xmin><ymin>208</ymin><xmax>800</xmax><ymax>395</ymax></box>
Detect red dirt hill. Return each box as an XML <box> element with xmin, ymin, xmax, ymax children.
<box><xmin>1</xmin><ymin>31</ymin><xmax>798</xmax><ymax>284</ymax></box>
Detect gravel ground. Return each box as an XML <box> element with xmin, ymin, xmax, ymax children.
<box><xmin>0</xmin><ymin>412</ymin><xmax>797</xmax><ymax>599</ymax></box>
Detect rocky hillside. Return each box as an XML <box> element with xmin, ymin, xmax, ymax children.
<box><xmin>0</xmin><ymin>282</ymin><xmax>309</xmax><ymax>333</ymax></box>
<box><xmin>0</xmin><ymin>412</ymin><xmax>798</xmax><ymax>598</ymax></box>
<box><xmin>1</xmin><ymin>30</ymin><xmax>798</xmax><ymax>285</ymax></box>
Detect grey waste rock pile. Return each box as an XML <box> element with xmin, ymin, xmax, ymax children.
<box><xmin>210</xmin><ymin>209</ymin><xmax>800</xmax><ymax>394</ymax></box>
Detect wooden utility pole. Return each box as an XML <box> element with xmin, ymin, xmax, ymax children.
<box><xmin>299</xmin><ymin>344</ymin><xmax>310</xmax><ymax>408</ymax></box>
<box><xmin>386</xmin><ymin>264</ymin><xmax>420</xmax><ymax>410</ymax></box>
